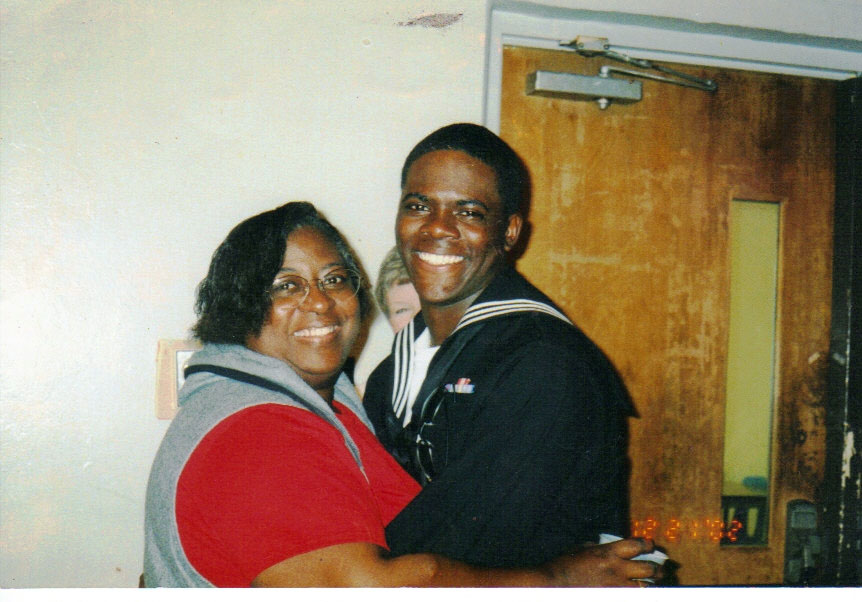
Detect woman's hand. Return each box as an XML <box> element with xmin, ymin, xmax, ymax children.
<box><xmin>251</xmin><ymin>538</ymin><xmax>663</xmax><ymax>587</ymax></box>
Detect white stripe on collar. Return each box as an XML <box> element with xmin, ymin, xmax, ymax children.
<box><xmin>391</xmin><ymin>319</ymin><xmax>414</xmax><ymax>419</ymax></box>
<box><xmin>455</xmin><ymin>299</ymin><xmax>572</xmax><ymax>332</ymax></box>
<box><xmin>389</xmin><ymin>299</ymin><xmax>570</xmax><ymax>417</ymax></box>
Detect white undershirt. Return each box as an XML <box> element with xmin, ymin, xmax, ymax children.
<box><xmin>402</xmin><ymin>328</ymin><xmax>440</xmax><ymax>426</ymax></box>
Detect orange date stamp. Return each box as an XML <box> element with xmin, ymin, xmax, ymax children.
<box><xmin>631</xmin><ymin>517</ymin><xmax>744</xmax><ymax>543</ymax></box>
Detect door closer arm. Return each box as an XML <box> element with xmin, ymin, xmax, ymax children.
<box><xmin>561</xmin><ymin>36</ymin><xmax>718</xmax><ymax>92</ymax></box>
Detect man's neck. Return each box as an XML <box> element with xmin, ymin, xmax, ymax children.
<box><xmin>421</xmin><ymin>292</ymin><xmax>481</xmax><ymax>346</ymax></box>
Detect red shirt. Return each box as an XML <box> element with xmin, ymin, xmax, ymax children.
<box><xmin>175</xmin><ymin>401</ymin><xmax>420</xmax><ymax>587</ymax></box>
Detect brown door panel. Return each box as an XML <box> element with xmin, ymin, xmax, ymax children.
<box><xmin>501</xmin><ymin>45</ymin><xmax>834</xmax><ymax>585</ymax></box>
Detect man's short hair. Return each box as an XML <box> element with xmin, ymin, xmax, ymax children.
<box><xmin>192</xmin><ymin>201</ymin><xmax>370</xmax><ymax>344</ymax></box>
<box><xmin>400</xmin><ymin>123</ymin><xmax>529</xmax><ymax>216</ymax></box>
<box><xmin>374</xmin><ymin>246</ymin><xmax>411</xmax><ymax>318</ymax></box>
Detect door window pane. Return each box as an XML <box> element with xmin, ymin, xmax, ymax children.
<box><xmin>721</xmin><ymin>199</ymin><xmax>780</xmax><ymax>545</ymax></box>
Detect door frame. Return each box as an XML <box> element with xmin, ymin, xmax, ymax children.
<box><xmin>482</xmin><ymin>5</ymin><xmax>862</xmax><ymax>131</ymax></box>
<box><xmin>823</xmin><ymin>76</ymin><xmax>861</xmax><ymax>585</ymax></box>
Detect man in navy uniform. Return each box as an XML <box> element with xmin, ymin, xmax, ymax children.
<box><xmin>364</xmin><ymin>123</ymin><xmax>636</xmax><ymax>569</ymax></box>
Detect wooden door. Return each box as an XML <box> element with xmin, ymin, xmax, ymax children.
<box><xmin>501</xmin><ymin>45</ymin><xmax>835</xmax><ymax>585</ymax></box>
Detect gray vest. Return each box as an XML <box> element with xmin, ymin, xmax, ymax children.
<box><xmin>143</xmin><ymin>344</ymin><xmax>370</xmax><ymax>587</ymax></box>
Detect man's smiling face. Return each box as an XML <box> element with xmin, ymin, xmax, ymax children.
<box><xmin>396</xmin><ymin>150</ymin><xmax>522</xmax><ymax>310</ymax></box>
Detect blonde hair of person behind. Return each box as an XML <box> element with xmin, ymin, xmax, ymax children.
<box><xmin>374</xmin><ymin>246</ymin><xmax>411</xmax><ymax>318</ymax></box>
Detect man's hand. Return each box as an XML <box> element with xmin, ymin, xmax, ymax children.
<box><xmin>547</xmin><ymin>538</ymin><xmax>664</xmax><ymax>587</ymax></box>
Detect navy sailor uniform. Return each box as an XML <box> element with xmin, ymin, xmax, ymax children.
<box><xmin>364</xmin><ymin>267</ymin><xmax>634</xmax><ymax>568</ymax></box>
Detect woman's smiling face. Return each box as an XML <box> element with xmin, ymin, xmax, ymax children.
<box><xmin>246</xmin><ymin>226</ymin><xmax>360</xmax><ymax>399</ymax></box>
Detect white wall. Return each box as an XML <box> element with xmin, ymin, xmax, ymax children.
<box><xmin>1</xmin><ymin>0</ymin><xmax>858</xmax><ymax>588</ymax></box>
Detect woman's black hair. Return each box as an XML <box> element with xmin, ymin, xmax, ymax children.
<box><xmin>400</xmin><ymin>123</ymin><xmax>529</xmax><ymax>216</ymax></box>
<box><xmin>192</xmin><ymin>202</ymin><xmax>370</xmax><ymax>344</ymax></box>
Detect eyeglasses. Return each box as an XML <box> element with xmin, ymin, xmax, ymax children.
<box><xmin>268</xmin><ymin>268</ymin><xmax>361</xmax><ymax>307</ymax></box>
<box><xmin>412</xmin><ymin>386</ymin><xmax>452</xmax><ymax>484</ymax></box>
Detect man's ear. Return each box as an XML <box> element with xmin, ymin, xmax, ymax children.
<box><xmin>503</xmin><ymin>213</ymin><xmax>523</xmax><ymax>252</ymax></box>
